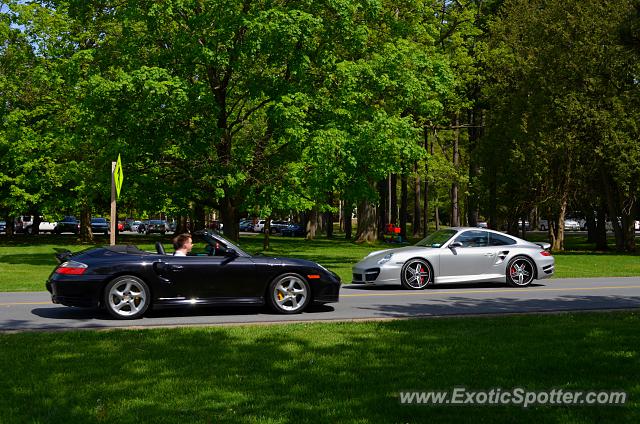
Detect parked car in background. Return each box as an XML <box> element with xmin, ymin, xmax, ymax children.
<box><xmin>280</xmin><ymin>223</ymin><xmax>306</xmax><ymax>237</ymax></box>
<box><xmin>517</xmin><ymin>219</ymin><xmax>531</xmax><ymax>231</ymax></box>
<box><xmin>539</xmin><ymin>219</ymin><xmax>549</xmax><ymax>231</ymax></box>
<box><xmin>138</xmin><ymin>220</ymin><xmax>168</xmax><ymax>235</ymax></box>
<box><xmin>54</xmin><ymin>216</ymin><xmax>80</xmax><ymax>234</ymax></box>
<box><xmin>476</xmin><ymin>221</ymin><xmax>488</xmax><ymax>228</ymax></box>
<box><xmin>90</xmin><ymin>218</ymin><xmax>110</xmax><ymax>234</ymax></box>
<box><xmin>130</xmin><ymin>220</ymin><xmax>142</xmax><ymax>233</ymax></box>
<box><xmin>0</xmin><ymin>221</ymin><xmax>6</xmax><ymax>233</ymax></box>
<box><xmin>239</xmin><ymin>219</ymin><xmax>254</xmax><ymax>232</ymax></box>
<box><xmin>270</xmin><ymin>220</ymin><xmax>291</xmax><ymax>233</ymax></box>
<box><xmin>16</xmin><ymin>215</ymin><xmax>57</xmax><ymax>234</ymax></box>
<box><xmin>253</xmin><ymin>220</ymin><xmax>266</xmax><ymax>233</ymax></box>
<box><xmin>564</xmin><ymin>219</ymin><xmax>581</xmax><ymax>231</ymax></box>
<box><xmin>117</xmin><ymin>222</ymin><xmax>124</xmax><ymax>231</ymax></box>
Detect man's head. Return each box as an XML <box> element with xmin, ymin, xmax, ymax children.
<box><xmin>173</xmin><ymin>233</ymin><xmax>193</xmax><ymax>252</ymax></box>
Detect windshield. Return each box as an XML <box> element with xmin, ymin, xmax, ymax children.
<box><xmin>92</xmin><ymin>218</ymin><xmax>107</xmax><ymax>223</ymax></box>
<box><xmin>415</xmin><ymin>229</ymin><xmax>458</xmax><ymax>248</ymax></box>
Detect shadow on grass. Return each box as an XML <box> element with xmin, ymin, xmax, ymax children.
<box><xmin>1</xmin><ymin>312</ymin><xmax>639</xmax><ymax>423</ymax></box>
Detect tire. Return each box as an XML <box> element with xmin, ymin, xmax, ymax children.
<box><xmin>26</xmin><ymin>226</ymin><xmax>33</xmax><ymax>235</ymax></box>
<box><xmin>506</xmin><ymin>256</ymin><xmax>536</xmax><ymax>287</ymax></box>
<box><xmin>400</xmin><ymin>258</ymin><xmax>433</xmax><ymax>290</ymax></box>
<box><xmin>266</xmin><ymin>273</ymin><xmax>311</xmax><ymax>314</ymax></box>
<box><xmin>103</xmin><ymin>275</ymin><xmax>151</xmax><ymax>319</ymax></box>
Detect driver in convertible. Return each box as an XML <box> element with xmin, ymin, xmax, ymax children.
<box><xmin>173</xmin><ymin>233</ymin><xmax>193</xmax><ymax>256</ymax></box>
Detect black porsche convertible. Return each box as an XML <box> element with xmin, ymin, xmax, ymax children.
<box><xmin>46</xmin><ymin>231</ymin><xmax>341</xmax><ymax>319</ymax></box>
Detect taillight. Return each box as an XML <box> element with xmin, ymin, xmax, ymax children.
<box><xmin>55</xmin><ymin>260</ymin><xmax>88</xmax><ymax>275</ymax></box>
<box><xmin>540</xmin><ymin>251</ymin><xmax>552</xmax><ymax>257</ymax></box>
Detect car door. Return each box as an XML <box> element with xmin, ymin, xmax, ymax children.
<box><xmin>439</xmin><ymin>230</ymin><xmax>498</xmax><ymax>280</ymax></box>
<box><xmin>155</xmin><ymin>254</ymin><xmax>259</xmax><ymax>301</ymax></box>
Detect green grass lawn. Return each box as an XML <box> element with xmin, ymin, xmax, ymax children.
<box><xmin>1</xmin><ymin>312</ymin><xmax>638</xmax><ymax>423</ymax></box>
<box><xmin>0</xmin><ymin>232</ymin><xmax>638</xmax><ymax>292</ymax></box>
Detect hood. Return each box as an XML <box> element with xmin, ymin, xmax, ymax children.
<box><xmin>365</xmin><ymin>245</ymin><xmax>434</xmax><ymax>261</ymax></box>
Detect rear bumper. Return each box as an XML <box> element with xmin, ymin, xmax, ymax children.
<box><xmin>47</xmin><ymin>275</ymin><xmax>105</xmax><ymax>307</ymax></box>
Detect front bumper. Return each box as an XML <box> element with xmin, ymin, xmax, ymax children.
<box><xmin>312</xmin><ymin>271</ymin><xmax>341</xmax><ymax>303</ymax></box>
<box><xmin>352</xmin><ymin>262</ymin><xmax>403</xmax><ymax>285</ymax></box>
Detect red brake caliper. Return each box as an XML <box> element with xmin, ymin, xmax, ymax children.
<box><xmin>419</xmin><ymin>266</ymin><xmax>424</xmax><ymax>284</ymax></box>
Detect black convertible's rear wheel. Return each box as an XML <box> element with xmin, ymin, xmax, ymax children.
<box><xmin>267</xmin><ymin>273</ymin><xmax>310</xmax><ymax>314</ymax></box>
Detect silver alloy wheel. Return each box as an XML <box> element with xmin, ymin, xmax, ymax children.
<box><xmin>273</xmin><ymin>275</ymin><xmax>308</xmax><ymax>312</ymax></box>
<box><xmin>508</xmin><ymin>257</ymin><xmax>534</xmax><ymax>286</ymax></box>
<box><xmin>402</xmin><ymin>259</ymin><xmax>431</xmax><ymax>289</ymax></box>
<box><xmin>107</xmin><ymin>277</ymin><xmax>147</xmax><ymax>317</ymax></box>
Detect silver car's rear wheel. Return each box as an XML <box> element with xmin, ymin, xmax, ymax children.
<box><xmin>506</xmin><ymin>256</ymin><xmax>535</xmax><ymax>287</ymax></box>
<box><xmin>400</xmin><ymin>259</ymin><xmax>432</xmax><ymax>290</ymax></box>
<box><xmin>104</xmin><ymin>275</ymin><xmax>150</xmax><ymax>319</ymax></box>
<box><xmin>267</xmin><ymin>274</ymin><xmax>310</xmax><ymax>314</ymax></box>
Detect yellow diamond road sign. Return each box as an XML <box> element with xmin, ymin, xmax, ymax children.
<box><xmin>114</xmin><ymin>154</ymin><xmax>124</xmax><ymax>199</ymax></box>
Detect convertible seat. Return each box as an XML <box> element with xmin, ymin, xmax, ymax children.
<box><xmin>155</xmin><ymin>242</ymin><xmax>166</xmax><ymax>255</ymax></box>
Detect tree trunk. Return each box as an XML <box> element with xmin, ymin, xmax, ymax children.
<box><xmin>80</xmin><ymin>206</ymin><xmax>93</xmax><ymax>243</ymax></box>
<box><xmin>467</xmin><ymin>108</ymin><xmax>481</xmax><ymax>227</ymax></box>
<box><xmin>306</xmin><ymin>207</ymin><xmax>318</xmax><ymax>240</ymax></box>
<box><xmin>450</xmin><ymin>114</ymin><xmax>460</xmax><ymax>227</ymax></box>
<box><xmin>220</xmin><ymin>195</ymin><xmax>240</xmax><ymax>242</ymax></box>
<box><xmin>377</xmin><ymin>178</ymin><xmax>388</xmax><ymax>240</ymax></box>
<box><xmin>551</xmin><ymin>196</ymin><xmax>568</xmax><ymax>251</ymax></box>
<box><xmin>193</xmin><ymin>203</ymin><xmax>206</xmax><ymax>231</ymax></box>
<box><xmin>263</xmin><ymin>217</ymin><xmax>271</xmax><ymax>250</ymax></box>
<box><xmin>413</xmin><ymin>164</ymin><xmax>421</xmax><ymax>237</ymax></box>
<box><xmin>586</xmin><ymin>209</ymin><xmax>596</xmax><ymax>243</ymax></box>
<box><xmin>344</xmin><ymin>203</ymin><xmax>353</xmax><ymax>240</ymax></box>
<box><xmin>594</xmin><ymin>206</ymin><xmax>608</xmax><ymax>250</ymax></box>
<box><xmin>324</xmin><ymin>210</ymin><xmax>333</xmax><ymax>239</ymax></box>
<box><xmin>32</xmin><ymin>214</ymin><xmax>41</xmax><ymax>235</ymax></box>
<box><xmin>356</xmin><ymin>199</ymin><xmax>377</xmax><ymax>243</ymax></box>
<box><xmin>400</xmin><ymin>172</ymin><xmax>408</xmax><ymax>241</ymax></box>
<box><xmin>4</xmin><ymin>214</ymin><xmax>14</xmax><ymax>236</ymax></box>
<box><xmin>423</xmin><ymin>126</ymin><xmax>431</xmax><ymax>237</ymax></box>
<box><xmin>600</xmin><ymin>169</ymin><xmax>624</xmax><ymax>251</ymax></box>
<box><xmin>390</xmin><ymin>174</ymin><xmax>398</xmax><ymax>225</ymax></box>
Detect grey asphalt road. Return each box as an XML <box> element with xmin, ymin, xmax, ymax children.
<box><xmin>1</xmin><ymin>277</ymin><xmax>640</xmax><ymax>331</ymax></box>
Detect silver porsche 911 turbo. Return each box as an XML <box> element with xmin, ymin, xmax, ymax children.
<box><xmin>352</xmin><ymin>228</ymin><xmax>554</xmax><ymax>289</ymax></box>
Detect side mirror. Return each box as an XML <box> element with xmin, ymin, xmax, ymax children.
<box><xmin>449</xmin><ymin>241</ymin><xmax>463</xmax><ymax>249</ymax></box>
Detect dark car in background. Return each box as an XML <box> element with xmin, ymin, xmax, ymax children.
<box><xmin>138</xmin><ymin>220</ymin><xmax>168</xmax><ymax>235</ymax></box>
<box><xmin>0</xmin><ymin>221</ymin><xmax>5</xmax><ymax>233</ymax></box>
<box><xmin>239</xmin><ymin>219</ymin><xmax>254</xmax><ymax>232</ymax></box>
<box><xmin>91</xmin><ymin>218</ymin><xmax>110</xmax><ymax>234</ymax></box>
<box><xmin>54</xmin><ymin>216</ymin><xmax>80</xmax><ymax>234</ymax></box>
<box><xmin>280</xmin><ymin>223</ymin><xmax>306</xmax><ymax>237</ymax></box>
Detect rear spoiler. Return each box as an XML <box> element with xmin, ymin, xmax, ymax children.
<box><xmin>54</xmin><ymin>248</ymin><xmax>73</xmax><ymax>264</ymax></box>
<box><xmin>534</xmin><ymin>242</ymin><xmax>551</xmax><ymax>250</ymax></box>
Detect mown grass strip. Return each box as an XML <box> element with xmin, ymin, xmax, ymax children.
<box><xmin>0</xmin><ymin>311</ymin><xmax>639</xmax><ymax>423</ymax></box>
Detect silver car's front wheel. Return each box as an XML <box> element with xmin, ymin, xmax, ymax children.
<box><xmin>506</xmin><ymin>256</ymin><xmax>535</xmax><ymax>287</ymax></box>
<box><xmin>104</xmin><ymin>275</ymin><xmax>150</xmax><ymax>319</ymax></box>
<box><xmin>401</xmin><ymin>259</ymin><xmax>432</xmax><ymax>290</ymax></box>
<box><xmin>267</xmin><ymin>274</ymin><xmax>310</xmax><ymax>314</ymax></box>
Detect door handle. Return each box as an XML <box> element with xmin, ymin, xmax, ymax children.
<box><xmin>169</xmin><ymin>265</ymin><xmax>184</xmax><ymax>271</ymax></box>
<box><xmin>484</xmin><ymin>253</ymin><xmax>495</xmax><ymax>256</ymax></box>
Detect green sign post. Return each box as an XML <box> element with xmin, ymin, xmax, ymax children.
<box><xmin>110</xmin><ymin>155</ymin><xmax>123</xmax><ymax>245</ymax></box>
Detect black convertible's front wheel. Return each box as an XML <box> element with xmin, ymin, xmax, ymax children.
<box><xmin>267</xmin><ymin>274</ymin><xmax>311</xmax><ymax>314</ymax></box>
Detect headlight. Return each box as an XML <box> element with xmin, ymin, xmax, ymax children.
<box><xmin>378</xmin><ymin>253</ymin><xmax>393</xmax><ymax>265</ymax></box>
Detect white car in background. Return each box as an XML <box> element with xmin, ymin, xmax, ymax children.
<box><xmin>253</xmin><ymin>220</ymin><xmax>266</xmax><ymax>232</ymax></box>
<box><xmin>130</xmin><ymin>221</ymin><xmax>142</xmax><ymax>232</ymax></box>
<box><xmin>564</xmin><ymin>219</ymin><xmax>581</xmax><ymax>231</ymax></box>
